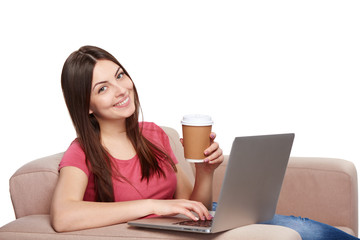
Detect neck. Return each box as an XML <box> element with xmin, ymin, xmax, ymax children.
<box><xmin>96</xmin><ymin>118</ymin><xmax>137</xmax><ymax>160</ymax></box>
<box><xmin>97</xmin><ymin>118</ymin><xmax>127</xmax><ymax>139</ymax></box>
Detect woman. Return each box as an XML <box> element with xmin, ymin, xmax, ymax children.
<box><xmin>51</xmin><ymin>45</ymin><xmax>223</xmax><ymax>232</ymax></box>
<box><xmin>51</xmin><ymin>46</ymin><xmax>359</xmax><ymax>240</ymax></box>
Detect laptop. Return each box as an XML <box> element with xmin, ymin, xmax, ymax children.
<box><xmin>128</xmin><ymin>133</ymin><xmax>295</xmax><ymax>233</ymax></box>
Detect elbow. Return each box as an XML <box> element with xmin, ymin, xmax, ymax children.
<box><xmin>51</xmin><ymin>223</ymin><xmax>66</xmax><ymax>233</ymax></box>
<box><xmin>50</xmin><ymin>207</ymin><xmax>73</xmax><ymax>233</ymax></box>
<box><xmin>50</xmin><ymin>212</ymin><xmax>67</xmax><ymax>233</ymax></box>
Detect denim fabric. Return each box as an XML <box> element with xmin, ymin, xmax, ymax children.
<box><xmin>212</xmin><ymin>202</ymin><xmax>358</xmax><ymax>240</ymax></box>
<box><xmin>262</xmin><ymin>215</ymin><xmax>358</xmax><ymax>240</ymax></box>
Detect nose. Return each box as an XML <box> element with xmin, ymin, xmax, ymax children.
<box><xmin>114</xmin><ymin>81</ymin><xmax>127</xmax><ymax>98</ymax></box>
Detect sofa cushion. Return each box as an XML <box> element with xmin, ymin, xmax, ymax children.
<box><xmin>0</xmin><ymin>215</ymin><xmax>302</xmax><ymax>240</ymax></box>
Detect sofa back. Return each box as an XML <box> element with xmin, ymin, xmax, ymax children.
<box><xmin>9</xmin><ymin>126</ymin><xmax>195</xmax><ymax>218</ymax></box>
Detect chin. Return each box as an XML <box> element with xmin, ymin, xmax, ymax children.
<box><xmin>122</xmin><ymin>105</ymin><xmax>136</xmax><ymax>119</ymax></box>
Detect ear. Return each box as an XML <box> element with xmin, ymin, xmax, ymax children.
<box><xmin>89</xmin><ymin>109</ymin><xmax>94</xmax><ymax>114</ymax></box>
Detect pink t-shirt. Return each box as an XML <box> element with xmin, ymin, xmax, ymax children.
<box><xmin>59</xmin><ymin>122</ymin><xmax>178</xmax><ymax>202</ymax></box>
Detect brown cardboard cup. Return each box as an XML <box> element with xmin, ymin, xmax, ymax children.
<box><xmin>181</xmin><ymin>114</ymin><xmax>213</xmax><ymax>163</ymax></box>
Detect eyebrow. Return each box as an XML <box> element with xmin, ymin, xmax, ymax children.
<box><xmin>114</xmin><ymin>66</ymin><xmax>121</xmax><ymax>78</ymax></box>
<box><xmin>93</xmin><ymin>81</ymin><xmax>108</xmax><ymax>91</ymax></box>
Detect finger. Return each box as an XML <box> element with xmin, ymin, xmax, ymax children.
<box><xmin>188</xmin><ymin>202</ymin><xmax>211</xmax><ymax>221</ymax></box>
<box><xmin>181</xmin><ymin>209</ymin><xmax>200</xmax><ymax>221</ymax></box>
<box><xmin>204</xmin><ymin>141</ymin><xmax>219</xmax><ymax>156</ymax></box>
<box><xmin>209</xmin><ymin>132</ymin><xmax>216</xmax><ymax>142</ymax></box>
<box><xmin>194</xmin><ymin>201</ymin><xmax>212</xmax><ymax>220</ymax></box>
<box><xmin>178</xmin><ymin>200</ymin><xmax>209</xmax><ymax>220</ymax></box>
<box><xmin>200</xmin><ymin>206</ymin><xmax>213</xmax><ymax>220</ymax></box>
<box><xmin>165</xmin><ymin>200</ymin><xmax>199</xmax><ymax>221</ymax></box>
<box><xmin>182</xmin><ymin>201</ymin><xmax>208</xmax><ymax>221</ymax></box>
<box><xmin>205</xmin><ymin>148</ymin><xmax>223</xmax><ymax>164</ymax></box>
<box><xmin>180</xmin><ymin>138</ymin><xmax>184</xmax><ymax>146</ymax></box>
<box><xmin>209</xmin><ymin>154</ymin><xmax>224</xmax><ymax>165</ymax></box>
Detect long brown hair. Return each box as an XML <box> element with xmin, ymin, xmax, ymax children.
<box><xmin>61</xmin><ymin>45</ymin><xmax>176</xmax><ymax>202</ymax></box>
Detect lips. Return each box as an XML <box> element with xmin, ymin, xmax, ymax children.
<box><xmin>114</xmin><ymin>96</ymin><xmax>130</xmax><ymax>108</ymax></box>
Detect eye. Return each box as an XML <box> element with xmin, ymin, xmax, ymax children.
<box><xmin>98</xmin><ymin>86</ymin><xmax>108</xmax><ymax>93</ymax></box>
<box><xmin>116</xmin><ymin>72</ymin><xmax>124</xmax><ymax>80</ymax></box>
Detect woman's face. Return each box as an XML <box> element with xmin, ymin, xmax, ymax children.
<box><xmin>89</xmin><ymin>60</ymin><xmax>135</xmax><ymax>123</ymax></box>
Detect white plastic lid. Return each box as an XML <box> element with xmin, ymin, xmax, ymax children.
<box><xmin>181</xmin><ymin>114</ymin><xmax>213</xmax><ymax>126</ymax></box>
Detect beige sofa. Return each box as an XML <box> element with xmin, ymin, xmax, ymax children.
<box><xmin>0</xmin><ymin>127</ymin><xmax>358</xmax><ymax>239</ymax></box>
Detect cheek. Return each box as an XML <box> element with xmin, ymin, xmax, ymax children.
<box><xmin>127</xmin><ymin>79</ymin><xmax>136</xmax><ymax>98</ymax></box>
<box><xmin>126</xmin><ymin>78</ymin><xmax>134</xmax><ymax>90</ymax></box>
<box><xmin>89</xmin><ymin>97</ymin><xmax>99</xmax><ymax>114</ymax></box>
<box><xmin>89</xmin><ymin>95</ymin><xmax>109</xmax><ymax>112</ymax></box>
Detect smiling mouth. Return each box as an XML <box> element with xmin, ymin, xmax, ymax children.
<box><xmin>114</xmin><ymin>97</ymin><xmax>129</xmax><ymax>107</ymax></box>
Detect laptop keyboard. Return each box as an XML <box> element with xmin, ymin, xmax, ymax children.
<box><xmin>174</xmin><ymin>220</ymin><xmax>213</xmax><ymax>228</ymax></box>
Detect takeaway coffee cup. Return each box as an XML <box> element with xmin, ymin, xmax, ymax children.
<box><xmin>181</xmin><ymin>114</ymin><xmax>213</xmax><ymax>163</ymax></box>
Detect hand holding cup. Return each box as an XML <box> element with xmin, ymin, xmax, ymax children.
<box><xmin>181</xmin><ymin>114</ymin><xmax>213</xmax><ymax>163</ymax></box>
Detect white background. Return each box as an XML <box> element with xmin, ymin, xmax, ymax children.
<box><xmin>0</xmin><ymin>0</ymin><xmax>359</xmax><ymax>227</ymax></box>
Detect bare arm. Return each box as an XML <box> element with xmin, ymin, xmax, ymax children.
<box><xmin>50</xmin><ymin>166</ymin><xmax>154</xmax><ymax>232</ymax></box>
<box><xmin>174</xmin><ymin>164</ymin><xmax>213</xmax><ymax>210</ymax></box>
<box><xmin>50</xmin><ymin>166</ymin><xmax>209</xmax><ymax>232</ymax></box>
<box><xmin>176</xmin><ymin>133</ymin><xmax>224</xmax><ymax>210</ymax></box>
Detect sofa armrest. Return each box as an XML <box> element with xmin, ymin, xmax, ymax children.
<box><xmin>277</xmin><ymin>157</ymin><xmax>358</xmax><ymax>236</ymax></box>
<box><xmin>10</xmin><ymin>153</ymin><xmax>63</xmax><ymax>218</ymax></box>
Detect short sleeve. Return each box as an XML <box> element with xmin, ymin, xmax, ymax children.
<box><xmin>59</xmin><ymin>140</ymin><xmax>90</xmax><ymax>176</ymax></box>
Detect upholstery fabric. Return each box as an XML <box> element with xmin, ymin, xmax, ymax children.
<box><xmin>1</xmin><ymin>126</ymin><xmax>358</xmax><ymax>239</ymax></box>
<box><xmin>278</xmin><ymin>157</ymin><xmax>358</xmax><ymax>236</ymax></box>
<box><xmin>0</xmin><ymin>215</ymin><xmax>301</xmax><ymax>240</ymax></box>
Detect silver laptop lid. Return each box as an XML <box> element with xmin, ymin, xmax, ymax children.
<box><xmin>127</xmin><ymin>133</ymin><xmax>294</xmax><ymax>234</ymax></box>
<box><xmin>211</xmin><ymin>133</ymin><xmax>294</xmax><ymax>233</ymax></box>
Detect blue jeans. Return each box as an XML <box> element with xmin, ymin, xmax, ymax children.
<box><xmin>212</xmin><ymin>202</ymin><xmax>358</xmax><ymax>240</ymax></box>
<box><xmin>262</xmin><ymin>214</ymin><xmax>358</xmax><ymax>240</ymax></box>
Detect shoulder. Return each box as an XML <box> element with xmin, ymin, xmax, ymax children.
<box><xmin>59</xmin><ymin>139</ymin><xmax>90</xmax><ymax>176</ymax></box>
<box><xmin>139</xmin><ymin>122</ymin><xmax>171</xmax><ymax>147</ymax></box>
<box><xmin>139</xmin><ymin>121</ymin><xmax>162</xmax><ymax>131</ymax></box>
<box><xmin>63</xmin><ymin>140</ymin><xmax>85</xmax><ymax>159</ymax></box>
<box><xmin>139</xmin><ymin>122</ymin><xmax>167</xmax><ymax>137</ymax></box>
<box><xmin>66</xmin><ymin>139</ymin><xmax>84</xmax><ymax>152</ymax></box>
